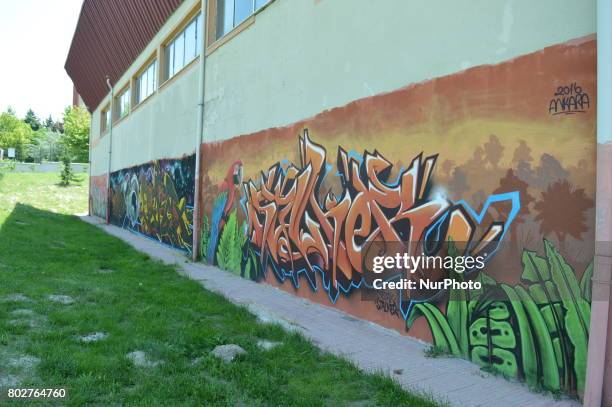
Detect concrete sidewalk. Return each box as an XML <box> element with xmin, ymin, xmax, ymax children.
<box><xmin>81</xmin><ymin>215</ymin><xmax>580</xmax><ymax>407</ymax></box>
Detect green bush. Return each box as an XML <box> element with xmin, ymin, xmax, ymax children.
<box><xmin>59</xmin><ymin>155</ymin><xmax>77</xmax><ymax>186</ymax></box>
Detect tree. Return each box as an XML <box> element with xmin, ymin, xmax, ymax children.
<box><xmin>26</xmin><ymin>129</ymin><xmax>65</xmax><ymax>163</ymax></box>
<box><xmin>494</xmin><ymin>169</ymin><xmax>534</xmax><ymax>252</ymax></box>
<box><xmin>441</xmin><ymin>159</ymin><xmax>455</xmax><ymax>179</ymax></box>
<box><xmin>59</xmin><ymin>154</ymin><xmax>76</xmax><ymax>186</ymax></box>
<box><xmin>24</xmin><ymin>109</ymin><xmax>41</xmax><ymax>131</ymax></box>
<box><xmin>62</xmin><ymin>106</ymin><xmax>90</xmax><ymax>162</ymax></box>
<box><xmin>0</xmin><ymin>109</ymin><xmax>34</xmax><ymax>160</ymax></box>
<box><xmin>462</xmin><ymin>146</ymin><xmax>486</xmax><ymax>174</ymax></box>
<box><xmin>534</xmin><ymin>180</ymin><xmax>593</xmax><ymax>253</ymax></box>
<box><xmin>52</xmin><ymin>120</ymin><xmax>64</xmax><ymax>134</ymax></box>
<box><xmin>533</xmin><ymin>153</ymin><xmax>569</xmax><ymax>189</ymax></box>
<box><xmin>483</xmin><ymin>135</ymin><xmax>504</xmax><ymax>168</ymax></box>
<box><xmin>447</xmin><ymin>167</ymin><xmax>469</xmax><ymax>199</ymax></box>
<box><xmin>44</xmin><ymin>115</ymin><xmax>54</xmax><ymax>129</ymax></box>
<box><xmin>512</xmin><ymin>140</ymin><xmax>533</xmax><ymax>165</ymax></box>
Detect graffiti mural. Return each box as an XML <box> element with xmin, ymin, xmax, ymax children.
<box><xmin>238</xmin><ymin>132</ymin><xmax>518</xmax><ymax>316</ymax></box>
<box><xmin>90</xmin><ymin>173</ymin><xmax>107</xmax><ymax>219</ymax></box>
<box><xmin>110</xmin><ymin>155</ymin><xmax>195</xmax><ymax>252</ymax></box>
<box><xmin>198</xmin><ymin>36</ymin><xmax>596</xmax><ymax>395</ymax></box>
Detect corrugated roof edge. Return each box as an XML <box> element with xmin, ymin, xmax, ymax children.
<box><xmin>65</xmin><ymin>0</ymin><xmax>183</xmax><ymax>112</ymax></box>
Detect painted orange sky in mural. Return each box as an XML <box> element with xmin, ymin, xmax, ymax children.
<box><xmin>201</xmin><ymin>35</ymin><xmax>596</xmax><ymax>188</ymax></box>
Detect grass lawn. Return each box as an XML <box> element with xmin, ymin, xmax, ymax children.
<box><xmin>0</xmin><ymin>172</ymin><xmax>440</xmax><ymax>407</ymax></box>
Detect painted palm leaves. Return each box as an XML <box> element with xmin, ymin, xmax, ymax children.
<box><xmin>407</xmin><ymin>240</ymin><xmax>592</xmax><ymax>395</ymax></box>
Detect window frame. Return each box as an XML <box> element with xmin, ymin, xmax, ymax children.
<box><xmin>100</xmin><ymin>103</ymin><xmax>111</xmax><ymax>134</ymax></box>
<box><xmin>161</xmin><ymin>8</ymin><xmax>203</xmax><ymax>84</ymax></box>
<box><xmin>133</xmin><ymin>54</ymin><xmax>158</xmax><ymax>107</ymax></box>
<box><xmin>113</xmin><ymin>85</ymin><xmax>131</xmax><ymax>122</ymax></box>
<box><xmin>207</xmin><ymin>0</ymin><xmax>273</xmax><ymax>52</ymax></box>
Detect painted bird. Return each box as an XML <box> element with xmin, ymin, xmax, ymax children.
<box><xmin>207</xmin><ymin>160</ymin><xmax>243</xmax><ymax>264</ymax></box>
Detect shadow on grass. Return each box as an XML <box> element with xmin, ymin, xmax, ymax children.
<box><xmin>0</xmin><ymin>204</ymin><xmax>442</xmax><ymax>407</ymax></box>
<box><xmin>0</xmin><ymin>203</ymin><xmax>80</xmax><ymax>245</ymax></box>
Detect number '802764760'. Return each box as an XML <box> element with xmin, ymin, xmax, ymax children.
<box><xmin>7</xmin><ymin>388</ymin><xmax>66</xmax><ymax>398</ymax></box>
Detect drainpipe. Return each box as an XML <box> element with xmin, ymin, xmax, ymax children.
<box><xmin>105</xmin><ymin>76</ymin><xmax>114</xmax><ymax>225</ymax></box>
<box><xmin>192</xmin><ymin>0</ymin><xmax>209</xmax><ymax>261</ymax></box>
<box><xmin>584</xmin><ymin>0</ymin><xmax>612</xmax><ymax>405</ymax></box>
<box><xmin>88</xmin><ymin>108</ymin><xmax>93</xmax><ymax>216</ymax></box>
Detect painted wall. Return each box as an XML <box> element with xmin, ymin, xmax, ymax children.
<box><xmin>88</xmin><ymin>0</ymin><xmax>201</xmax><ymax>180</ymax></box>
<box><xmin>109</xmin><ymin>154</ymin><xmax>196</xmax><ymax>252</ymax></box>
<box><xmin>90</xmin><ymin>173</ymin><xmax>107</xmax><ymax>219</ymax></box>
<box><xmin>88</xmin><ymin>0</ymin><xmax>201</xmax><ymax>234</ymax></box>
<box><xmin>198</xmin><ymin>37</ymin><xmax>597</xmax><ymax>396</ymax></box>
<box><xmin>83</xmin><ymin>0</ymin><xmax>598</xmax><ymax>398</ymax></box>
<box><xmin>202</xmin><ymin>0</ymin><xmax>595</xmax><ymax>144</ymax></box>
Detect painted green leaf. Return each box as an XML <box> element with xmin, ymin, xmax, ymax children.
<box><xmin>241</xmin><ymin>244</ymin><xmax>261</xmax><ymax>280</ymax></box>
<box><xmin>528</xmin><ymin>284</ymin><xmax>547</xmax><ymax>304</ymax></box>
<box><xmin>469</xmin><ymin>271</ymin><xmax>497</xmax><ymax>300</ymax></box>
<box><xmin>407</xmin><ymin>303</ymin><xmax>460</xmax><ymax>355</ymax></box>
<box><xmin>540</xmin><ymin>304</ymin><xmax>565</xmax><ymax>334</ymax></box>
<box><xmin>539</xmin><ymin>303</ymin><xmax>566</xmax><ymax>373</ymax></box>
<box><xmin>544</xmin><ymin>240</ymin><xmax>590</xmax><ymax>392</ymax></box>
<box><xmin>521</xmin><ymin>242</ymin><xmax>569</xmax><ymax>387</ymax></box>
<box><xmin>217</xmin><ymin>209</ymin><xmax>242</xmax><ymax>274</ymax></box>
<box><xmin>472</xmin><ymin>346</ymin><xmax>518</xmax><ymax>378</ymax></box>
<box><xmin>522</xmin><ymin>250</ymin><xmax>551</xmax><ymax>282</ymax></box>
<box><xmin>469</xmin><ymin>318</ymin><xmax>515</xmax><ymax>348</ymax></box>
<box><xmin>580</xmin><ymin>260</ymin><xmax>593</xmax><ymax>303</ymax></box>
<box><xmin>501</xmin><ymin>284</ymin><xmax>538</xmax><ymax>388</ymax></box>
<box><xmin>447</xmin><ymin>271</ymin><xmax>469</xmax><ymax>357</ymax></box>
<box><xmin>515</xmin><ymin>285</ymin><xmax>560</xmax><ymax>390</ymax></box>
<box><xmin>469</xmin><ymin>298</ymin><xmax>509</xmax><ymax>321</ymax></box>
<box><xmin>551</xmin><ymin>338</ymin><xmax>564</xmax><ymax>372</ymax></box>
<box><xmin>200</xmin><ymin>214</ymin><xmax>210</xmax><ymax>261</ymax></box>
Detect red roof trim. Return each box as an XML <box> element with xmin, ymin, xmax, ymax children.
<box><xmin>65</xmin><ymin>0</ymin><xmax>183</xmax><ymax>112</ymax></box>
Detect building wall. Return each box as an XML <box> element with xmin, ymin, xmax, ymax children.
<box><xmin>201</xmin><ymin>37</ymin><xmax>597</xmax><ymax>396</ymax></box>
<box><xmin>87</xmin><ymin>0</ymin><xmax>598</xmax><ymax>397</ymax></box>
<box><xmin>89</xmin><ymin>0</ymin><xmax>201</xmax><ymax>250</ymax></box>
<box><xmin>198</xmin><ymin>0</ymin><xmax>597</xmax><ymax>397</ymax></box>
<box><xmin>202</xmin><ymin>0</ymin><xmax>595</xmax><ymax>143</ymax></box>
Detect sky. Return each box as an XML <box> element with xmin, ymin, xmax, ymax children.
<box><xmin>0</xmin><ymin>0</ymin><xmax>83</xmax><ymax>122</ymax></box>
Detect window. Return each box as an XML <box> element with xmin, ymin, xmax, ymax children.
<box><xmin>115</xmin><ymin>87</ymin><xmax>130</xmax><ymax>120</ymax></box>
<box><xmin>216</xmin><ymin>0</ymin><xmax>269</xmax><ymax>39</ymax></box>
<box><xmin>101</xmin><ymin>105</ymin><xmax>111</xmax><ymax>133</ymax></box>
<box><xmin>164</xmin><ymin>13</ymin><xmax>203</xmax><ymax>80</ymax></box>
<box><xmin>136</xmin><ymin>59</ymin><xmax>157</xmax><ymax>104</ymax></box>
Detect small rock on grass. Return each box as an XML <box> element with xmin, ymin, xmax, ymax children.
<box><xmin>126</xmin><ymin>351</ymin><xmax>161</xmax><ymax>368</ymax></box>
<box><xmin>0</xmin><ymin>374</ymin><xmax>20</xmax><ymax>388</ymax></box>
<box><xmin>47</xmin><ymin>295</ymin><xmax>75</xmax><ymax>305</ymax></box>
<box><xmin>257</xmin><ymin>339</ymin><xmax>281</xmax><ymax>351</ymax></box>
<box><xmin>0</xmin><ymin>294</ymin><xmax>31</xmax><ymax>303</ymax></box>
<box><xmin>190</xmin><ymin>356</ymin><xmax>204</xmax><ymax>365</ymax></box>
<box><xmin>77</xmin><ymin>332</ymin><xmax>108</xmax><ymax>343</ymax></box>
<box><xmin>8</xmin><ymin>319</ymin><xmax>39</xmax><ymax>328</ymax></box>
<box><xmin>8</xmin><ymin>355</ymin><xmax>40</xmax><ymax>370</ymax></box>
<box><xmin>10</xmin><ymin>309</ymin><xmax>35</xmax><ymax>317</ymax></box>
<box><xmin>211</xmin><ymin>344</ymin><xmax>246</xmax><ymax>362</ymax></box>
